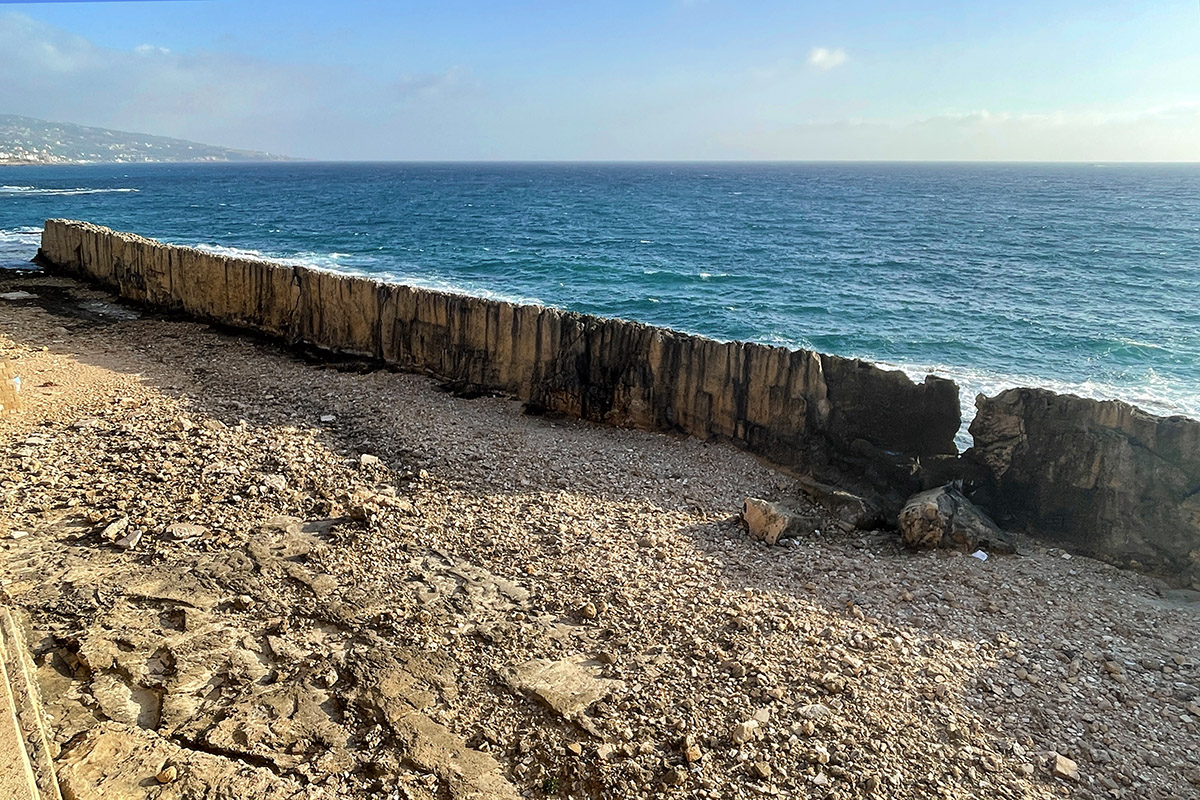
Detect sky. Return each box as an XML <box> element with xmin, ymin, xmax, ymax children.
<box><xmin>0</xmin><ymin>0</ymin><xmax>1197</xmax><ymax>161</ymax></box>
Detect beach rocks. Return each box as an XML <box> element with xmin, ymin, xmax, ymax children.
<box><xmin>899</xmin><ymin>485</ymin><xmax>1015</xmax><ymax>553</ymax></box>
<box><xmin>5</xmin><ymin>270</ymin><xmax>1200</xmax><ymax>800</ymax></box>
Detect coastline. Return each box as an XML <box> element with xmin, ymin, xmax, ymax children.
<box><xmin>3</xmin><ymin>269</ymin><xmax>1198</xmax><ymax>798</ymax></box>
<box><xmin>34</xmin><ymin>220</ymin><xmax>1200</xmax><ymax>588</ymax></box>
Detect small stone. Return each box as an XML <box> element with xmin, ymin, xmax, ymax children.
<box><xmin>319</xmin><ymin>414</ymin><xmax>336</xmax><ymax>423</ymax></box>
<box><xmin>262</xmin><ymin>474</ymin><xmax>288</xmax><ymax>492</ymax></box>
<box><xmin>663</xmin><ymin>767</ymin><xmax>687</xmax><ymax>786</ymax></box>
<box><xmin>566</xmin><ymin>741</ymin><xmax>584</xmax><ymax>756</ymax></box>
<box><xmin>596</xmin><ymin>743</ymin><xmax>616</xmax><ymax>761</ymax></box>
<box><xmin>731</xmin><ymin>720</ymin><xmax>759</xmax><ymax>744</ymax></box>
<box><xmin>100</xmin><ymin>516</ymin><xmax>130</xmax><ymax>541</ymax></box>
<box><xmin>820</xmin><ymin>672</ymin><xmax>846</xmax><ymax>692</ymax></box>
<box><xmin>580</xmin><ymin>602</ymin><xmax>598</xmax><ymax>619</ymax></box>
<box><xmin>115</xmin><ymin>530</ymin><xmax>142</xmax><ymax>550</ymax></box>
<box><xmin>751</xmin><ymin>760</ymin><xmax>771</xmax><ymax>780</ymax></box>
<box><xmin>1051</xmin><ymin>754</ymin><xmax>1079</xmax><ymax>781</ymax></box>
<box><xmin>863</xmin><ymin>775</ymin><xmax>880</xmax><ymax>793</ymax></box>
<box><xmin>165</xmin><ymin>522</ymin><xmax>209</xmax><ymax>540</ymax></box>
<box><xmin>156</xmin><ymin>765</ymin><xmax>178</xmax><ymax>784</ymax></box>
<box><xmin>752</xmin><ymin>707</ymin><xmax>771</xmax><ymax>724</ymax></box>
<box><xmin>359</xmin><ymin>454</ymin><xmax>381</xmax><ymax>467</ymax></box>
<box><xmin>742</xmin><ymin>498</ymin><xmax>808</xmax><ymax>545</ymax></box>
<box><xmin>797</xmin><ymin>703</ymin><xmax>832</xmax><ymax>720</ymax></box>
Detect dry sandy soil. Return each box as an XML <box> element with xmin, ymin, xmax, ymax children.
<box><xmin>1</xmin><ymin>271</ymin><xmax>1198</xmax><ymax>800</ymax></box>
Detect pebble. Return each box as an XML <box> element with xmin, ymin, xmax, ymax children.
<box><xmin>731</xmin><ymin>720</ymin><xmax>759</xmax><ymax>745</ymax></box>
<box><xmin>1052</xmin><ymin>754</ymin><xmax>1079</xmax><ymax>781</ymax></box>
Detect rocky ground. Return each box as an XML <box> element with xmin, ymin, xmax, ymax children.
<box><xmin>1</xmin><ymin>271</ymin><xmax>1198</xmax><ymax>800</ymax></box>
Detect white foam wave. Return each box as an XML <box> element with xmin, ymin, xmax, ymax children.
<box><xmin>887</xmin><ymin>359</ymin><xmax>1200</xmax><ymax>450</ymax></box>
<box><xmin>0</xmin><ymin>185</ymin><xmax>139</xmax><ymax>196</ymax></box>
<box><xmin>0</xmin><ymin>226</ymin><xmax>41</xmax><ymax>240</ymax></box>
<box><xmin>193</xmin><ymin>242</ymin><xmax>380</xmax><ymax>276</ymax></box>
<box><xmin>190</xmin><ymin>242</ymin><xmax>543</xmax><ymax>306</ymax></box>
<box><xmin>0</xmin><ymin>226</ymin><xmax>41</xmax><ymax>268</ymax></box>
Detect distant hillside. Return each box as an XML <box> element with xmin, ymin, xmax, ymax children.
<box><xmin>0</xmin><ymin>115</ymin><xmax>296</xmax><ymax>165</ymax></box>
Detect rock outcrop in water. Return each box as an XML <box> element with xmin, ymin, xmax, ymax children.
<box><xmin>969</xmin><ymin>388</ymin><xmax>1200</xmax><ymax>585</ymax></box>
<box><xmin>36</xmin><ymin>219</ymin><xmax>960</xmax><ymax>502</ymax></box>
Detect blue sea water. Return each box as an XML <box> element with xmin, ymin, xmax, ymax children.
<box><xmin>2</xmin><ymin>162</ymin><xmax>1198</xmax><ymax>441</ymax></box>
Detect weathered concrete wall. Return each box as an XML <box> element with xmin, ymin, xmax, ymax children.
<box><xmin>37</xmin><ymin>219</ymin><xmax>960</xmax><ymax>495</ymax></box>
<box><xmin>969</xmin><ymin>388</ymin><xmax>1200</xmax><ymax>585</ymax></box>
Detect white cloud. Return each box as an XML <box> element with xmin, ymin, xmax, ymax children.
<box><xmin>0</xmin><ymin>11</ymin><xmax>477</xmax><ymax>159</ymax></box>
<box><xmin>394</xmin><ymin>65</ymin><xmax>474</xmax><ymax>99</ymax></box>
<box><xmin>807</xmin><ymin>47</ymin><xmax>848</xmax><ymax>71</ymax></box>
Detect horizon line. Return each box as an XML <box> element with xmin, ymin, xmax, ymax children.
<box><xmin>5</xmin><ymin>158</ymin><xmax>1200</xmax><ymax>166</ymax></box>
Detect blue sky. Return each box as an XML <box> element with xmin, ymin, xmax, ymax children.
<box><xmin>0</xmin><ymin>0</ymin><xmax>1196</xmax><ymax>160</ymax></box>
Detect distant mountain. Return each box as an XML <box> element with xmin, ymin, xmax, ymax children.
<box><xmin>0</xmin><ymin>115</ymin><xmax>296</xmax><ymax>165</ymax></box>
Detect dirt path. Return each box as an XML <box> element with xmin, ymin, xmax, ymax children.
<box><xmin>1</xmin><ymin>271</ymin><xmax>1197</xmax><ymax>800</ymax></box>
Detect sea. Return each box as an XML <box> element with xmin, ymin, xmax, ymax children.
<box><xmin>2</xmin><ymin>162</ymin><xmax>1198</xmax><ymax>446</ymax></box>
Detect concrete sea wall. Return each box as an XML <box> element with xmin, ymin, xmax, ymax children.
<box><xmin>35</xmin><ymin>220</ymin><xmax>960</xmax><ymax>496</ymax></box>
<box><xmin>36</xmin><ymin>220</ymin><xmax>1200</xmax><ymax>584</ymax></box>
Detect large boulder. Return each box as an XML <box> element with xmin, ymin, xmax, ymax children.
<box><xmin>796</xmin><ymin>478</ymin><xmax>886</xmax><ymax>531</ymax></box>
<box><xmin>899</xmin><ymin>485</ymin><xmax>1015</xmax><ymax>553</ymax></box>
<box><xmin>969</xmin><ymin>388</ymin><xmax>1200</xmax><ymax>583</ymax></box>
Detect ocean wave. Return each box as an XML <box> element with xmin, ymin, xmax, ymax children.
<box><xmin>0</xmin><ymin>185</ymin><xmax>139</xmax><ymax>197</ymax></box>
<box><xmin>0</xmin><ymin>226</ymin><xmax>41</xmax><ymax>265</ymax></box>
<box><xmin>191</xmin><ymin>242</ymin><xmax>543</xmax><ymax>306</ymax></box>
<box><xmin>0</xmin><ymin>226</ymin><xmax>42</xmax><ymax>240</ymax></box>
<box><xmin>886</xmin><ymin>359</ymin><xmax>1200</xmax><ymax>450</ymax></box>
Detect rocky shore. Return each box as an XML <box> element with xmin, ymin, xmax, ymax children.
<box><xmin>3</xmin><ymin>271</ymin><xmax>1200</xmax><ymax>799</ymax></box>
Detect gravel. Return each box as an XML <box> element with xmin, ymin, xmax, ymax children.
<box><xmin>1</xmin><ymin>271</ymin><xmax>1198</xmax><ymax>800</ymax></box>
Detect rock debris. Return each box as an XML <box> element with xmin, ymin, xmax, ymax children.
<box><xmin>1</xmin><ymin>272</ymin><xmax>1198</xmax><ymax>799</ymax></box>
